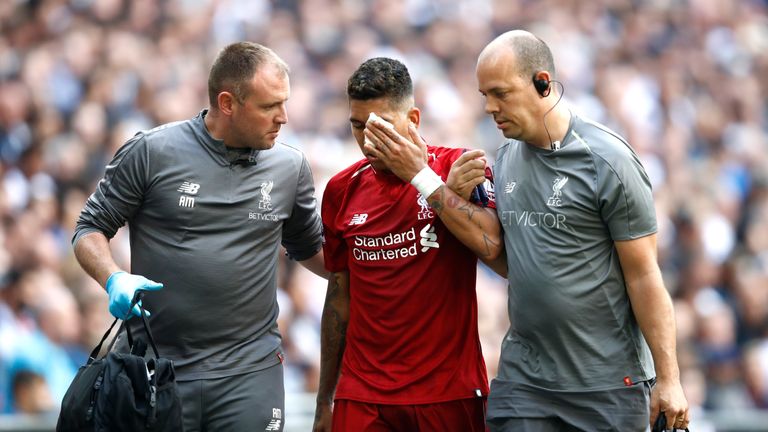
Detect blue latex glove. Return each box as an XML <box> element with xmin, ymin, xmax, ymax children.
<box><xmin>106</xmin><ymin>271</ymin><xmax>164</xmax><ymax>319</ymax></box>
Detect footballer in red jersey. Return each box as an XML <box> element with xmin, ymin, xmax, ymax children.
<box><xmin>313</xmin><ymin>58</ymin><xmax>503</xmax><ymax>432</ymax></box>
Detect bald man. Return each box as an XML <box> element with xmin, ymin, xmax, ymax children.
<box><xmin>476</xmin><ymin>30</ymin><xmax>688</xmax><ymax>431</ymax></box>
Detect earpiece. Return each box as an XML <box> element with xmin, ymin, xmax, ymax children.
<box><xmin>532</xmin><ymin>75</ymin><xmax>550</xmax><ymax>97</ymax></box>
<box><xmin>534</xmin><ymin>76</ymin><xmax>565</xmax><ymax>151</ymax></box>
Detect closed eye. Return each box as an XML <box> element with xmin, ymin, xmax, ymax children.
<box><xmin>261</xmin><ymin>101</ymin><xmax>285</xmax><ymax>110</ymax></box>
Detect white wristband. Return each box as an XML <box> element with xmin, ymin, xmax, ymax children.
<box><xmin>410</xmin><ymin>167</ymin><xmax>444</xmax><ymax>198</ymax></box>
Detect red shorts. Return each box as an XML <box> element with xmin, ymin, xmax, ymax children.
<box><xmin>332</xmin><ymin>398</ymin><xmax>487</xmax><ymax>432</ymax></box>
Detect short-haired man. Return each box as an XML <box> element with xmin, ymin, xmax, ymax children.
<box><xmin>313</xmin><ymin>57</ymin><xmax>502</xmax><ymax>432</ymax></box>
<box><xmin>73</xmin><ymin>42</ymin><xmax>325</xmax><ymax>431</ymax></box>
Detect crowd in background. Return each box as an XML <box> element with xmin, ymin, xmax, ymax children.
<box><xmin>1</xmin><ymin>0</ymin><xmax>767</xmax><ymax>425</ymax></box>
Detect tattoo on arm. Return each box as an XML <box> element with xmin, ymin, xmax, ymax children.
<box><xmin>317</xmin><ymin>272</ymin><xmax>349</xmax><ymax>404</ymax></box>
<box><xmin>323</xmin><ymin>274</ymin><xmax>348</xmax><ymax>357</ymax></box>
<box><xmin>456</xmin><ymin>201</ymin><xmax>477</xmax><ymax>220</ymax></box>
<box><xmin>480</xmin><ymin>232</ymin><xmax>501</xmax><ymax>258</ymax></box>
<box><xmin>429</xmin><ymin>185</ymin><xmax>479</xmax><ymax>221</ymax></box>
<box><xmin>428</xmin><ymin>186</ymin><xmax>445</xmax><ymax>213</ymax></box>
<box><xmin>427</xmin><ymin>184</ymin><xmax>502</xmax><ymax>259</ymax></box>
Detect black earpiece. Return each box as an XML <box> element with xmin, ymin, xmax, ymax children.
<box><xmin>532</xmin><ymin>75</ymin><xmax>550</xmax><ymax>97</ymax></box>
<box><xmin>534</xmin><ymin>75</ymin><xmax>565</xmax><ymax>151</ymax></box>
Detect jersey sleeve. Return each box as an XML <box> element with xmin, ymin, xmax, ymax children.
<box><xmin>596</xmin><ymin>150</ymin><xmax>657</xmax><ymax>241</ymax></box>
<box><xmin>282</xmin><ymin>154</ymin><xmax>323</xmax><ymax>261</ymax></box>
<box><xmin>321</xmin><ymin>179</ymin><xmax>348</xmax><ymax>273</ymax></box>
<box><xmin>72</xmin><ymin>133</ymin><xmax>150</xmax><ymax>246</ymax></box>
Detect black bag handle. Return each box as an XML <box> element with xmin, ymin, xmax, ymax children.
<box><xmin>85</xmin><ymin>291</ymin><xmax>160</xmax><ymax>364</ymax></box>
<box><xmin>86</xmin><ymin>317</ymin><xmax>120</xmax><ymax>364</ymax></box>
<box><xmin>652</xmin><ymin>412</ymin><xmax>690</xmax><ymax>432</ymax></box>
<box><xmin>124</xmin><ymin>291</ymin><xmax>161</xmax><ymax>358</ymax></box>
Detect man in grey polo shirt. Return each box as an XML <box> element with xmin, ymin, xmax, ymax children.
<box><xmin>72</xmin><ymin>42</ymin><xmax>324</xmax><ymax>431</ymax></box>
<box><xmin>476</xmin><ymin>30</ymin><xmax>689</xmax><ymax>431</ymax></box>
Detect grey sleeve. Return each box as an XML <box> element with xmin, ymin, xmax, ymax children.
<box><xmin>281</xmin><ymin>154</ymin><xmax>323</xmax><ymax>261</ymax></box>
<box><xmin>596</xmin><ymin>150</ymin><xmax>657</xmax><ymax>241</ymax></box>
<box><xmin>72</xmin><ymin>133</ymin><xmax>149</xmax><ymax>246</ymax></box>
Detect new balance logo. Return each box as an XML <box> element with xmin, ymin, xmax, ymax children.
<box><xmin>419</xmin><ymin>224</ymin><xmax>439</xmax><ymax>252</ymax></box>
<box><xmin>265</xmin><ymin>408</ymin><xmax>282</xmax><ymax>431</ymax></box>
<box><xmin>177</xmin><ymin>181</ymin><xmax>199</xmax><ymax>208</ymax></box>
<box><xmin>177</xmin><ymin>182</ymin><xmax>200</xmax><ymax>195</ymax></box>
<box><xmin>349</xmin><ymin>213</ymin><xmax>368</xmax><ymax>225</ymax></box>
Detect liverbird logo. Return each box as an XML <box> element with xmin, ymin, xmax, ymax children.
<box><xmin>417</xmin><ymin>193</ymin><xmax>434</xmax><ymax>220</ymax></box>
<box><xmin>259</xmin><ymin>180</ymin><xmax>273</xmax><ymax>210</ymax></box>
<box><xmin>546</xmin><ymin>176</ymin><xmax>569</xmax><ymax>207</ymax></box>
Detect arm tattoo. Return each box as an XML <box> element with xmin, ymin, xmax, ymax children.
<box><xmin>325</xmin><ymin>308</ymin><xmax>347</xmax><ymax>353</ymax></box>
<box><xmin>317</xmin><ymin>273</ymin><xmax>349</xmax><ymax>403</ymax></box>
<box><xmin>456</xmin><ymin>201</ymin><xmax>477</xmax><ymax>220</ymax></box>
<box><xmin>322</xmin><ymin>276</ymin><xmax>348</xmax><ymax>361</ymax></box>
<box><xmin>480</xmin><ymin>232</ymin><xmax>502</xmax><ymax>258</ymax></box>
<box><xmin>432</xmin><ymin>186</ymin><xmax>478</xmax><ymax>221</ymax></box>
<box><xmin>428</xmin><ymin>186</ymin><xmax>445</xmax><ymax>213</ymax></box>
<box><xmin>428</xmin><ymin>185</ymin><xmax>500</xmax><ymax>258</ymax></box>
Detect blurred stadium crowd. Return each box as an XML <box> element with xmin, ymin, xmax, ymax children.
<box><xmin>1</xmin><ymin>0</ymin><xmax>767</xmax><ymax>425</ymax></box>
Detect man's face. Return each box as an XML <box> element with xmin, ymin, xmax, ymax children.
<box><xmin>348</xmin><ymin>97</ymin><xmax>414</xmax><ymax>173</ymax></box>
<box><xmin>230</xmin><ymin>64</ymin><xmax>289</xmax><ymax>150</ymax></box>
<box><xmin>476</xmin><ymin>51</ymin><xmax>540</xmax><ymax>142</ymax></box>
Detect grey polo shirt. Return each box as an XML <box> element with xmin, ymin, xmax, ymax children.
<box><xmin>73</xmin><ymin>110</ymin><xmax>322</xmax><ymax>380</ymax></box>
<box><xmin>490</xmin><ymin>112</ymin><xmax>656</xmax><ymax>402</ymax></box>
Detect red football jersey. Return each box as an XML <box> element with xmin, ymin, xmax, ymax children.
<box><xmin>322</xmin><ymin>145</ymin><xmax>492</xmax><ymax>404</ymax></box>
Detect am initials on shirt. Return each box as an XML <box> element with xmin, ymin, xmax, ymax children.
<box><xmin>265</xmin><ymin>408</ymin><xmax>282</xmax><ymax>431</ymax></box>
<box><xmin>179</xmin><ymin>195</ymin><xmax>195</xmax><ymax>208</ymax></box>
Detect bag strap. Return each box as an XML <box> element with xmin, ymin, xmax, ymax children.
<box><xmin>86</xmin><ymin>316</ymin><xmax>120</xmax><ymax>364</ymax></box>
<box><xmin>86</xmin><ymin>291</ymin><xmax>160</xmax><ymax>364</ymax></box>
<box><xmin>124</xmin><ymin>291</ymin><xmax>161</xmax><ymax>358</ymax></box>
